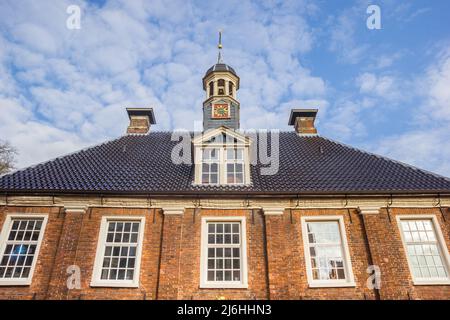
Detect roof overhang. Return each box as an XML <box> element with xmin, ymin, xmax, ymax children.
<box><xmin>126</xmin><ymin>108</ymin><xmax>156</xmax><ymax>124</ymax></box>
<box><xmin>288</xmin><ymin>109</ymin><xmax>318</xmax><ymax>125</ymax></box>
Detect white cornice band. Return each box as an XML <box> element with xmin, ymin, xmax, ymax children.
<box><xmin>162</xmin><ymin>207</ymin><xmax>185</xmax><ymax>215</ymax></box>
<box><xmin>357</xmin><ymin>206</ymin><xmax>381</xmax><ymax>215</ymax></box>
<box><xmin>263</xmin><ymin>207</ymin><xmax>285</xmax><ymax>215</ymax></box>
<box><xmin>64</xmin><ymin>205</ymin><xmax>88</xmax><ymax>214</ymax></box>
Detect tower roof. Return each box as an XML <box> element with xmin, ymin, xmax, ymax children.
<box><xmin>204</xmin><ymin>63</ymin><xmax>237</xmax><ymax>77</ymax></box>
<box><xmin>202</xmin><ymin>63</ymin><xmax>240</xmax><ymax>90</ymax></box>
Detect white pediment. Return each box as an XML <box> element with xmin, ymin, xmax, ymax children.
<box><xmin>193</xmin><ymin>126</ymin><xmax>251</xmax><ymax>146</ymax></box>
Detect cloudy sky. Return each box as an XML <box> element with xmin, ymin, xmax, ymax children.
<box><xmin>0</xmin><ymin>0</ymin><xmax>450</xmax><ymax>177</ymax></box>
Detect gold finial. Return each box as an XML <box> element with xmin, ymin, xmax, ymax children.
<box><xmin>217</xmin><ymin>30</ymin><xmax>223</xmax><ymax>63</ymax></box>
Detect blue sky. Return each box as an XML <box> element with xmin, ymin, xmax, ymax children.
<box><xmin>0</xmin><ymin>0</ymin><xmax>450</xmax><ymax>177</ymax></box>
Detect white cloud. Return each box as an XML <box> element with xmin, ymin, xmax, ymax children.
<box><xmin>356</xmin><ymin>72</ymin><xmax>400</xmax><ymax>100</ymax></box>
<box><xmin>373</xmin><ymin>128</ymin><xmax>450</xmax><ymax>177</ymax></box>
<box><xmin>0</xmin><ymin>98</ymin><xmax>87</xmax><ymax>168</ymax></box>
<box><xmin>421</xmin><ymin>49</ymin><xmax>450</xmax><ymax>121</ymax></box>
<box><xmin>366</xmin><ymin>44</ymin><xmax>450</xmax><ymax>177</ymax></box>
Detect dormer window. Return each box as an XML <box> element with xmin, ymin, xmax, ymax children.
<box><xmin>193</xmin><ymin>127</ymin><xmax>251</xmax><ymax>186</ymax></box>
<box><xmin>201</xmin><ymin>148</ymin><xmax>219</xmax><ymax>184</ymax></box>
<box><xmin>226</xmin><ymin>148</ymin><xmax>244</xmax><ymax>184</ymax></box>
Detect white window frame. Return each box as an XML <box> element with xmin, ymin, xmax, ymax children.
<box><xmin>91</xmin><ymin>216</ymin><xmax>145</xmax><ymax>288</ymax></box>
<box><xmin>396</xmin><ymin>214</ymin><xmax>450</xmax><ymax>285</ymax></box>
<box><xmin>200</xmin><ymin>148</ymin><xmax>220</xmax><ymax>185</ymax></box>
<box><xmin>301</xmin><ymin>215</ymin><xmax>356</xmax><ymax>288</ymax></box>
<box><xmin>225</xmin><ymin>147</ymin><xmax>245</xmax><ymax>185</ymax></box>
<box><xmin>196</xmin><ymin>146</ymin><xmax>249</xmax><ymax>186</ymax></box>
<box><xmin>0</xmin><ymin>214</ymin><xmax>48</xmax><ymax>286</ymax></box>
<box><xmin>200</xmin><ymin>216</ymin><xmax>248</xmax><ymax>289</ymax></box>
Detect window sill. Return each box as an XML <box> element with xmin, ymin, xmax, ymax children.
<box><xmin>308</xmin><ymin>281</ymin><xmax>356</xmax><ymax>288</ymax></box>
<box><xmin>0</xmin><ymin>280</ymin><xmax>31</xmax><ymax>286</ymax></box>
<box><xmin>413</xmin><ymin>279</ymin><xmax>450</xmax><ymax>286</ymax></box>
<box><xmin>200</xmin><ymin>283</ymin><xmax>248</xmax><ymax>289</ymax></box>
<box><xmin>90</xmin><ymin>281</ymin><xmax>139</xmax><ymax>288</ymax></box>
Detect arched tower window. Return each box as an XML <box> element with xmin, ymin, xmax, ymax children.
<box><xmin>209</xmin><ymin>81</ymin><xmax>214</xmax><ymax>97</ymax></box>
<box><xmin>228</xmin><ymin>82</ymin><xmax>233</xmax><ymax>96</ymax></box>
<box><xmin>217</xmin><ymin>79</ymin><xmax>225</xmax><ymax>95</ymax></box>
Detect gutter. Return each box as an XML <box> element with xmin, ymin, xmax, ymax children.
<box><xmin>1</xmin><ymin>190</ymin><xmax>450</xmax><ymax>199</ymax></box>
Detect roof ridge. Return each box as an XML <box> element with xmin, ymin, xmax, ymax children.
<box><xmin>0</xmin><ymin>135</ymin><xmax>125</xmax><ymax>179</ymax></box>
<box><xmin>319</xmin><ymin>135</ymin><xmax>450</xmax><ymax>184</ymax></box>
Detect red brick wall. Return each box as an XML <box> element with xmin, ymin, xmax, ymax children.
<box><xmin>174</xmin><ymin>209</ymin><xmax>269</xmax><ymax>300</ymax></box>
<box><xmin>265</xmin><ymin>209</ymin><xmax>376</xmax><ymax>300</ymax></box>
<box><xmin>363</xmin><ymin>207</ymin><xmax>450</xmax><ymax>300</ymax></box>
<box><xmin>0</xmin><ymin>204</ymin><xmax>448</xmax><ymax>300</ymax></box>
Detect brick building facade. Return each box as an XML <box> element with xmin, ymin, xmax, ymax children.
<box><xmin>0</xmin><ymin>48</ymin><xmax>449</xmax><ymax>300</ymax></box>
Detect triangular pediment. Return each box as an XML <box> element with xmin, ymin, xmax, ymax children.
<box><xmin>193</xmin><ymin>126</ymin><xmax>251</xmax><ymax>146</ymax></box>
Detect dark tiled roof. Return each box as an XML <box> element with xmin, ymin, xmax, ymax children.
<box><xmin>204</xmin><ymin>63</ymin><xmax>237</xmax><ymax>77</ymax></box>
<box><xmin>1</xmin><ymin>132</ymin><xmax>450</xmax><ymax>195</ymax></box>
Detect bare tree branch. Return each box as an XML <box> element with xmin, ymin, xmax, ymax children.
<box><xmin>0</xmin><ymin>140</ymin><xmax>17</xmax><ymax>175</ymax></box>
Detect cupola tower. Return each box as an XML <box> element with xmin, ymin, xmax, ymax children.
<box><xmin>202</xmin><ymin>31</ymin><xmax>240</xmax><ymax>131</ymax></box>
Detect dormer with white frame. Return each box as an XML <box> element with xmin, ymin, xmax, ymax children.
<box><xmin>193</xmin><ymin>126</ymin><xmax>251</xmax><ymax>186</ymax></box>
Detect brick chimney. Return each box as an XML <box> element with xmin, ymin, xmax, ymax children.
<box><xmin>126</xmin><ymin>108</ymin><xmax>156</xmax><ymax>134</ymax></box>
<box><xmin>288</xmin><ymin>109</ymin><xmax>318</xmax><ymax>135</ymax></box>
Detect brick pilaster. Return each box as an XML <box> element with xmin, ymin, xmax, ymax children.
<box><xmin>156</xmin><ymin>209</ymin><xmax>184</xmax><ymax>300</ymax></box>
<box><xmin>263</xmin><ymin>209</ymin><xmax>291</xmax><ymax>299</ymax></box>
<box><xmin>46</xmin><ymin>206</ymin><xmax>86</xmax><ymax>300</ymax></box>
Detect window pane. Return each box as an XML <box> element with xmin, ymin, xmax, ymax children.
<box><xmin>226</xmin><ymin>149</ymin><xmax>234</xmax><ymax>160</ymax></box>
<box><xmin>100</xmin><ymin>221</ymin><xmax>140</xmax><ymax>282</ymax></box>
<box><xmin>306</xmin><ymin>221</ymin><xmax>346</xmax><ymax>281</ymax></box>
<box><xmin>400</xmin><ymin>219</ymin><xmax>448</xmax><ymax>280</ymax></box>
<box><xmin>205</xmin><ymin>222</ymin><xmax>242</xmax><ymax>283</ymax></box>
<box><xmin>0</xmin><ymin>218</ymin><xmax>45</xmax><ymax>280</ymax></box>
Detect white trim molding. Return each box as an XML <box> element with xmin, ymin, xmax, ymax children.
<box><xmin>0</xmin><ymin>214</ymin><xmax>48</xmax><ymax>286</ymax></box>
<box><xmin>301</xmin><ymin>215</ymin><xmax>356</xmax><ymax>288</ymax></box>
<box><xmin>357</xmin><ymin>206</ymin><xmax>380</xmax><ymax>215</ymax></box>
<box><xmin>162</xmin><ymin>207</ymin><xmax>185</xmax><ymax>215</ymax></box>
<box><xmin>396</xmin><ymin>214</ymin><xmax>450</xmax><ymax>286</ymax></box>
<box><xmin>263</xmin><ymin>207</ymin><xmax>285</xmax><ymax>216</ymax></box>
<box><xmin>90</xmin><ymin>216</ymin><xmax>146</xmax><ymax>288</ymax></box>
<box><xmin>200</xmin><ymin>216</ymin><xmax>248</xmax><ymax>289</ymax></box>
<box><xmin>64</xmin><ymin>205</ymin><xmax>88</xmax><ymax>214</ymax></box>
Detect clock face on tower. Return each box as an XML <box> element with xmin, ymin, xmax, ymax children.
<box><xmin>212</xmin><ymin>103</ymin><xmax>230</xmax><ymax>119</ymax></box>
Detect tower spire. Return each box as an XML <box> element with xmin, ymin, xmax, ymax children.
<box><xmin>217</xmin><ymin>30</ymin><xmax>223</xmax><ymax>63</ymax></box>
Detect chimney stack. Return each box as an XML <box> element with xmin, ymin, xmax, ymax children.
<box><xmin>126</xmin><ymin>108</ymin><xmax>156</xmax><ymax>134</ymax></box>
<box><xmin>288</xmin><ymin>109</ymin><xmax>318</xmax><ymax>135</ymax></box>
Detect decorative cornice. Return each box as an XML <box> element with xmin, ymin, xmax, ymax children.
<box><xmin>162</xmin><ymin>207</ymin><xmax>185</xmax><ymax>215</ymax></box>
<box><xmin>263</xmin><ymin>207</ymin><xmax>285</xmax><ymax>216</ymax></box>
<box><xmin>357</xmin><ymin>206</ymin><xmax>380</xmax><ymax>215</ymax></box>
<box><xmin>0</xmin><ymin>195</ymin><xmax>449</xmax><ymax>212</ymax></box>
<box><xmin>64</xmin><ymin>205</ymin><xmax>88</xmax><ymax>214</ymax></box>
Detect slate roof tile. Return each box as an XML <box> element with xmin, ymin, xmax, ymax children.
<box><xmin>1</xmin><ymin>132</ymin><xmax>450</xmax><ymax>195</ymax></box>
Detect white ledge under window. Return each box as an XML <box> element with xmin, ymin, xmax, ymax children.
<box><xmin>307</xmin><ymin>280</ymin><xmax>356</xmax><ymax>288</ymax></box>
<box><xmin>412</xmin><ymin>279</ymin><xmax>450</xmax><ymax>286</ymax></box>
